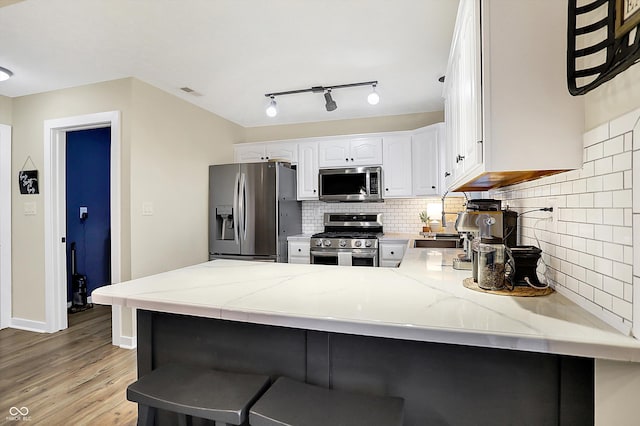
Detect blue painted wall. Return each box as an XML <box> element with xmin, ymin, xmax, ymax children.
<box><xmin>66</xmin><ymin>127</ymin><xmax>111</xmax><ymax>302</ymax></box>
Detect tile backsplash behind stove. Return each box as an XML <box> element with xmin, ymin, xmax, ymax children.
<box><xmin>301</xmin><ymin>197</ymin><xmax>467</xmax><ymax>234</ymax></box>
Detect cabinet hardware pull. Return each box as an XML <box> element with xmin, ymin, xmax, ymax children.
<box><xmin>313</xmin><ymin>189</ymin><xmax>316</xmax><ymax>193</ymax></box>
<box><xmin>390</xmin><ymin>251</ymin><xmax>395</xmax><ymax>255</ymax></box>
<box><xmin>456</xmin><ymin>154</ymin><xmax>465</xmax><ymax>163</ymax></box>
<box><xmin>444</xmin><ymin>172</ymin><xmax>451</xmax><ymax>177</ymax></box>
<box><xmin>350</xmin><ymin>158</ymin><xmax>354</xmax><ymax>161</ymax></box>
<box><xmin>298</xmin><ymin>248</ymin><xmax>301</xmax><ymax>252</ymax></box>
<box><xmin>431</xmin><ymin>185</ymin><xmax>436</xmax><ymax>189</ymax></box>
<box><xmin>345</xmin><ymin>158</ymin><xmax>349</xmax><ymax>161</ymax></box>
<box><xmin>385</xmin><ymin>188</ymin><xmax>389</xmax><ymax>191</ymax></box>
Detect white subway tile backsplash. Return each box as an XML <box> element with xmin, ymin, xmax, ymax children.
<box><xmin>594</xmin><ymin>192</ymin><xmax>613</xmax><ymax>207</ymax></box>
<box><xmin>490</xmin><ymin>112</ymin><xmax>638</xmax><ymax>332</ymax></box>
<box><xmin>604</xmin><ymin>135</ymin><xmax>624</xmax><ymax>156</ymax></box>
<box><xmin>603</xmin><ymin>276</ymin><xmax>624</xmax><ymax>298</ymax></box>
<box><xmin>612</xmin><ymin>189</ymin><xmax>632</xmax><ymax>207</ymax></box>
<box><xmin>584</xmin><ymin>122</ymin><xmax>609</xmax><ymax>147</ymax></box>
<box><xmin>594</xmin><ymin>156</ymin><xmax>612</xmax><ymax>175</ymax></box>
<box><xmin>613</xmin><ymin>151</ymin><xmax>631</xmax><ymax>172</ymax></box>
<box><xmin>603</xmin><ymin>172</ymin><xmax>624</xmax><ymax>191</ymax></box>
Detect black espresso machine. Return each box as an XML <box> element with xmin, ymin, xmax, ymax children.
<box><xmin>465</xmin><ymin>199</ymin><xmax>544</xmax><ymax>287</ymax></box>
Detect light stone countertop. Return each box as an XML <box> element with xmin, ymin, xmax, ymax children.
<box><xmin>92</xmin><ymin>246</ymin><xmax>640</xmax><ymax>362</ymax></box>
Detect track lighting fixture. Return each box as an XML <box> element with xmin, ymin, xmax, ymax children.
<box><xmin>0</xmin><ymin>66</ymin><xmax>13</xmax><ymax>82</ymax></box>
<box><xmin>324</xmin><ymin>90</ymin><xmax>337</xmax><ymax>112</ymax></box>
<box><xmin>264</xmin><ymin>80</ymin><xmax>378</xmax><ymax>117</ymax></box>
<box><xmin>367</xmin><ymin>83</ymin><xmax>379</xmax><ymax>105</ymax></box>
<box><xmin>265</xmin><ymin>96</ymin><xmax>278</xmax><ymax>117</ymax></box>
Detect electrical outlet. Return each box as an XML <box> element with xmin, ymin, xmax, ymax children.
<box><xmin>80</xmin><ymin>206</ymin><xmax>88</xmax><ymax>219</ymax></box>
<box><xmin>547</xmin><ymin>198</ymin><xmax>559</xmax><ymax>231</ymax></box>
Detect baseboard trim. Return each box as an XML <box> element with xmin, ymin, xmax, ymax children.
<box><xmin>119</xmin><ymin>335</ymin><xmax>137</xmax><ymax>350</ymax></box>
<box><xmin>11</xmin><ymin>317</ymin><xmax>48</xmax><ymax>333</ymax></box>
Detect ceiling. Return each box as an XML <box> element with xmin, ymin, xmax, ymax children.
<box><xmin>0</xmin><ymin>0</ymin><xmax>459</xmax><ymax>128</ymax></box>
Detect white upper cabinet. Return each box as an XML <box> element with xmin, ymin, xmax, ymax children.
<box><xmin>412</xmin><ymin>124</ymin><xmax>441</xmax><ymax>196</ymax></box>
<box><xmin>234</xmin><ymin>142</ymin><xmax>298</xmax><ymax>163</ymax></box>
<box><xmin>443</xmin><ymin>0</ymin><xmax>584</xmax><ymax>192</ymax></box>
<box><xmin>318</xmin><ymin>137</ymin><xmax>382</xmax><ymax>168</ymax></box>
<box><xmin>382</xmin><ymin>134</ymin><xmax>413</xmax><ymax>198</ymax></box>
<box><xmin>297</xmin><ymin>142</ymin><xmax>319</xmax><ymax>200</ymax></box>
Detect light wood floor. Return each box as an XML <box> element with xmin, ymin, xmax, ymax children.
<box><xmin>0</xmin><ymin>305</ymin><xmax>138</xmax><ymax>425</ymax></box>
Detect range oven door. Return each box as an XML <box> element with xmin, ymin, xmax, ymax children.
<box><xmin>310</xmin><ymin>248</ymin><xmax>378</xmax><ymax>267</ymax></box>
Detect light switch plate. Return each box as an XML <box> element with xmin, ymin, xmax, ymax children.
<box><xmin>23</xmin><ymin>201</ymin><xmax>36</xmax><ymax>215</ymax></box>
<box><xmin>142</xmin><ymin>202</ymin><xmax>154</xmax><ymax>216</ymax></box>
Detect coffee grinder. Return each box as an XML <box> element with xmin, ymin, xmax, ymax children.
<box><xmin>506</xmin><ymin>245</ymin><xmax>544</xmax><ymax>287</ymax></box>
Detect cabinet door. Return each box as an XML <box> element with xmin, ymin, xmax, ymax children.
<box><xmin>412</xmin><ymin>126</ymin><xmax>440</xmax><ymax>196</ymax></box>
<box><xmin>382</xmin><ymin>135</ymin><xmax>412</xmax><ymax>198</ymax></box>
<box><xmin>318</xmin><ymin>139</ymin><xmax>351</xmax><ymax>168</ymax></box>
<box><xmin>297</xmin><ymin>142</ymin><xmax>319</xmax><ymax>200</ymax></box>
<box><xmin>457</xmin><ymin>0</ymin><xmax>482</xmax><ymax>175</ymax></box>
<box><xmin>288</xmin><ymin>241</ymin><xmax>310</xmax><ymax>264</ymax></box>
<box><xmin>266</xmin><ymin>142</ymin><xmax>298</xmax><ymax>163</ymax></box>
<box><xmin>350</xmin><ymin>137</ymin><xmax>383</xmax><ymax>166</ymax></box>
<box><xmin>234</xmin><ymin>144</ymin><xmax>267</xmax><ymax>163</ymax></box>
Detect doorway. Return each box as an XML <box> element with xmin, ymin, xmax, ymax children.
<box><xmin>44</xmin><ymin>111</ymin><xmax>122</xmax><ymax>343</ymax></box>
<box><xmin>0</xmin><ymin>124</ymin><xmax>11</xmax><ymax>329</ymax></box>
<box><xmin>65</xmin><ymin>128</ymin><xmax>111</xmax><ymax>312</ymax></box>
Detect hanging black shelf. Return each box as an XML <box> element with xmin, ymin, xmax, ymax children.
<box><xmin>568</xmin><ymin>0</ymin><xmax>640</xmax><ymax>95</ymax></box>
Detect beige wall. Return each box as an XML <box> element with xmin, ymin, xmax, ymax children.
<box><xmin>585</xmin><ymin>66</ymin><xmax>640</xmax><ymax>130</ymax></box>
<box><xmin>0</xmin><ymin>94</ymin><xmax>12</xmax><ymax>124</ymax></box>
<box><xmin>243</xmin><ymin>111</ymin><xmax>444</xmax><ymax>142</ymax></box>
<box><xmin>9</xmin><ymin>78</ymin><xmax>242</xmax><ymax>325</ymax></box>
<box><xmin>129</xmin><ymin>80</ymin><xmax>242</xmax><ymax>279</ymax></box>
<box><xmin>11</xmin><ymin>79</ymin><xmax>133</xmax><ymax>322</ymax></box>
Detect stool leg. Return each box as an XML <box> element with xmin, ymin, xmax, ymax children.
<box><xmin>137</xmin><ymin>405</ymin><xmax>155</xmax><ymax>426</ymax></box>
<box><xmin>177</xmin><ymin>413</ymin><xmax>192</xmax><ymax>426</ymax></box>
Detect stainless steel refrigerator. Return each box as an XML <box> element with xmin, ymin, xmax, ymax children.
<box><xmin>209</xmin><ymin>162</ymin><xmax>301</xmax><ymax>262</ymax></box>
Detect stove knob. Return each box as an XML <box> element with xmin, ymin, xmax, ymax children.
<box><xmin>324</xmin><ymin>239</ymin><xmax>332</xmax><ymax>247</ymax></box>
<box><xmin>354</xmin><ymin>240</ymin><xmax>362</xmax><ymax>248</ymax></box>
<box><xmin>339</xmin><ymin>240</ymin><xmax>347</xmax><ymax>248</ymax></box>
<box><xmin>315</xmin><ymin>240</ymin><xmax>323</xmax><ymax>247</ymax></box>
<box><xmin>365</xmin><ymin>240</ymin><xmax>372</xmax><ymax>248</ymax></box>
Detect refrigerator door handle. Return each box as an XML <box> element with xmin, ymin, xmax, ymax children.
<box><xmin>240</xmin><ymin>172</ymin><xmax>248</xmax><ymax>240</ymax></box>
<box><xmin>233</xmin><ymin>172</ymin><xmax>240</xmax><ymax>244</ymax></box>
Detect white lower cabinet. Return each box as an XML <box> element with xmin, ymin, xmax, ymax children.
<box><xmin>288</xmin><ymin>240</ymin><xmax>310</xmax><ymax>264</ymax></box>
<box><xmin>379</xmin><ymin>242</ymin><xmax>407</xmax><ymax>268</ymax></box>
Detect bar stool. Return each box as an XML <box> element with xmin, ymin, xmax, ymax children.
<box><xmin>127</xmin><ymin>363</ymin><xmax>270</xmax><ymax>426</ymax></box>
<box><xmin>249</xmin><ymin>377</ymin><xmax>404</xmax><ymax>426</ymax></box>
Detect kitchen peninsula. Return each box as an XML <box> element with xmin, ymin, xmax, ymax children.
<box><xmin>93</xmin><ymin>246</ymin><xmax>640</xmax><ymax>425</ymax></box>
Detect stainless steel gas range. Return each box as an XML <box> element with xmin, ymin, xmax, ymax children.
<box><xmin>310</xmin><ymin>213</ymin><xmax>383</xmax><ymax>267</ymax></box>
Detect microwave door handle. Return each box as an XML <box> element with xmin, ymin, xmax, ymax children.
<box><xmin>233</xmin><ymin>172</ymin><xmax>240</xmax><ymax>244</ymax></box>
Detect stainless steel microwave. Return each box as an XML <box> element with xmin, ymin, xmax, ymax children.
<box><xmin>318</xmin><ymin>166</ymin><xmax>383</xmax><ymax>202</ymax></box>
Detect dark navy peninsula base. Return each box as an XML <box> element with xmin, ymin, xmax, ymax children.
<box><xmin>137</xmin><ymin>310</ymin><xmax>594</xmax><ymax>426</ymax></box>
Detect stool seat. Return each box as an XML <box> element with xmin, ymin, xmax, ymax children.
<box><xmin>127</xmin><ymin>363</ymin><xmax>270</xmax><ymax>426</ymax></box>
<box><xmin>249</xmin><ymin>377</ymin><xmax>404</xmax><ymax>426</ymax></box>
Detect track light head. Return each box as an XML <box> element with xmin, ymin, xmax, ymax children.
<box><xmin>367</xmin><ymin>84</ymin><xmax>380</xmax><ymax>105</ymax></box>
<box><xmin>265</xmin><ymin>96</ymin><xmax>278</xmax><ymax>117</ymax></box>
<box><xmin>324</xmin><ymin>90</ymin><xmax>337</xmax><ymax>112</ymax></box>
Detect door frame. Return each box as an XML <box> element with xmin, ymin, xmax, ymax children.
<box><xmin>43</xmin><ymin>111</ymin><xmax>122</xmax><ymax>340</ymax></box>
<box><xmin>0</xmin><ymin>124</ymin><xmax>11</xmax><ymax>329</ymax></box>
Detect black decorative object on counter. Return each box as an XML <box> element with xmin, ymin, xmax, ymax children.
<box><xmin>568</xmin><ymin>0</ymin><xmax>640</xmax><ymax>95</ymax></box>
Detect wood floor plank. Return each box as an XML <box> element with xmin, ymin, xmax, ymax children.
<box><xmin>0</xmin><ymin>305</ymin><xmax>137</xmax><ymax>425</ymax></box>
